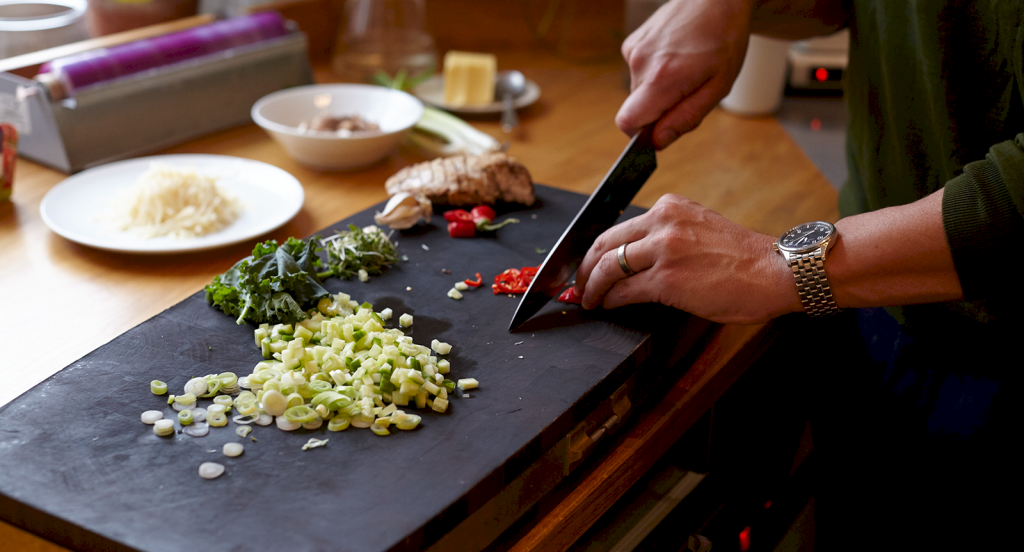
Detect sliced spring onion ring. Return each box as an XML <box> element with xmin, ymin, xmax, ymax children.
<box><xmin>232</xmin><ymin>414</ymin><xmax>259</xmax><ymax>425</ymax></box>
<box><xmin>283</xmin><ymin>405</ymin><xmax>318</xmax><ymax>424</ymax></box>
<box><xmin>171</xmin><ymin>402</ymin><xmax>193</xmax><ymax>412</ymax></box>
<box><xmin>191</xmin><ymin>408</ymin><xmax>208</xmax><ymax>423</ymax></box>
<box><xmin>395</xmin><ymin>414</ymin><xmax>421</xmax><ymax>431</ymax></box>
<box><xmin>184</xmin><ymin>377</ymin><xmax>208</xmax><ymax>396</ymax></box>
<box><xmin>177</xmin><ymin>409</ymin><xmax>194</xmax><ymax>426</ymax></box>
<box><xmin>261</xmin><ymin>390</ymin><xmax>286</xmax><ymax>417</ymax></box>
<box><xmin>150</xmin><ymin>381</ymin><xmax>167</xmax><ymax>395</ymax></box>
<box><xmin>222</xmin><ymin>442</ymin><xmax>244</xmax><ymax>457</ymax></box>
<box><xmin>235</xmin><ymin>426</ymin><xmax>252</xmax><ymax>438</ymax></box>
<box><xmin>234</xmin><ymin>396</ymin><xmax>258</xmax><ymax>416</ymax></box>
<box><xmin>182</xmin><ymin>422</ymin><xmax>210</xmax><ymax>437</ymax></box>
<box><xmin>302</xmin><ymin>418</ymin><xmax>323</xmax><ymax>430</ymax></box>
<box><xmin>200</xmin><ymin>377</ymin><xmax>223</xmax><ymax>398</ymax></box>
<box><xmin>284</xmin><ymin>392</ymin><xmax>304</xmax><ymax>410</ymax></box>
<box><xmin>153</xmin><ymin>419</ymin><xmax>175</xmax><ymax>436</ymax></box>
<box><xmin>275</xmin><ymin>416</ymin><xmax>300</xmax><ymax>431</ymax></box>
<box><xmin>208</xmin><ymin>411</ymin><xmax>228</xmax><ymax>427</ymax></box>
<box><xmin>254</xmin><ymin>413</ymin><xmax>273</xmax><ymax>426</ymax></box>
<box><xmin>199</xmin><ymin>462</ymin><xmax>225</xmax><ymax>479</ymax></box>
<box><xmin>141</xmin><ymin>410</ymin><xmax>164</xmax><ymax>424</ymax></box>
<box><xmin>213</xmin><ymin>395</ymin><xmax>233</xmax><ymax>407</ymax></box>
<box><xmin>370</xmin><ymin>423</ymin><xmax>390</xmax><ymax>436</ymax></box>
<box><xmin>327</xmin><ymin>416</ymin><xmax>350</xmax><ymax>432</ymax></box>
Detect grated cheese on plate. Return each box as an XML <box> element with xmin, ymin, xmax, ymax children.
<box><xmin>109</xmin><ymin>163</ymin><xmax>241</xmax><ymax>239</ymax></box>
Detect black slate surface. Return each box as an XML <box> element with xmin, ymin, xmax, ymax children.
<box><xmin>0</xmin><ymin>185</ymin><xmax>699</xmax><ymax>552</ymax></box>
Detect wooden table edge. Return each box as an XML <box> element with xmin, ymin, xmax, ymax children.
<box><xmin>508</xmin><ymin>322</ymin><xmax>773</xmax><ymax>552</ymax></box>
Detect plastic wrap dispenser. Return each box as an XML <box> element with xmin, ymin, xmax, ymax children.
<box><xmin>0</xmin><ymin>12</ymin><xmax>314</xmax><ymax>173</ymax></box>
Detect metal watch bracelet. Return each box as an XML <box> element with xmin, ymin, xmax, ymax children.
<box><xmin>788</xmin><ymin>248</ymin><xmax>840</xmax><ymax>317</ymax></box>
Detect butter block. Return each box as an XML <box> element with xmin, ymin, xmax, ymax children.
<box><xmin>443</xmin><ymin>51</ymin><xmax>496</xmax><ymax>107</ymax></box>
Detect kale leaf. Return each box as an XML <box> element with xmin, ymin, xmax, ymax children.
<box><xmin>204</xmin><ymin>237</ymin><xmax>330</xmax><ymax>326</ymax></box>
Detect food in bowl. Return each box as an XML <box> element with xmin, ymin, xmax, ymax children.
<box><xmin>251</xmin><ymin>84</ymin><xmax>424</xmax><ymax>171</ymax></box>
<box><xmin>297</xmin><ymin>114</ymin><xmax>380</xmax><ymax>136</ymax></box>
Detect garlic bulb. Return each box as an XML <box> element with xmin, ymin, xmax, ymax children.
<box><xmin>374</xmin><ymin>192</ymin><xmax>433</xmax><ymax>229</ymax></box>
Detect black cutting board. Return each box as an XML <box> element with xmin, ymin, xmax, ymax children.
<box><xmin>0</xmin><ymin>185</ymin><xmax>699</xmax><ymax>552</ymax></box>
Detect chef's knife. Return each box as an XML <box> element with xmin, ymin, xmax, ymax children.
<box><xmin>508</xmin><ymin>125</ymin><xmax>656</xmax><ymax>332</ymax></box>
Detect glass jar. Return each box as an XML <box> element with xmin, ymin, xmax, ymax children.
<box><xmin>0</xmin><ymin>0</ymin><xmax>89</xmax><ymax>58</ymax></box>
<box><xmin>331</xmin><ymin>0</ymin><xmax>437</xmax><ymax>85</ymax></box>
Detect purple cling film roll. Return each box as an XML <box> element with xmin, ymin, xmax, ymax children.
<box><xmin>36</xmin><ymin>12</ymin><xmax>289</xmax><ymax>99</ymax></box>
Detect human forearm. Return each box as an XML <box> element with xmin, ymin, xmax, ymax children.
<box><xmin>750</xmin><ymin>0</ymin><xmax>849</xmax><ymax>39</ymax></box>
<box><xmin>825</xmin><ymin>189</ymin><xmax>964</xmax><ymax>308</ymax></box>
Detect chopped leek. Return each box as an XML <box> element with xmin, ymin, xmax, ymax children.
<box><xmin>153</xmin><ymin>419</ymin><xmax>174</xmax><ymax>437</ymax></box>
<box><xmin>409</xmin><ymin>106</ymin><xmax>502</xmax><ymax>157</ymax></box>
<box><xmin>208</xmin><ymin>411</ymin><xmax>227</xmax><ymax>427</ymax></box>
<box><xmin>222</xmin><ymin>443</ymin><xmax>244</xmax><ymax>457</ymax></box>
<box><xmin>328</xmin><ymin>416</ymin><xmax>351</xmax><ymax>432</ymax></box>
<box><xmin>302</xmin><ymin>438</ymin><xmax>329</xmax><ymax>450</ymax></box>
<box><xmin>198</xmin><ymin>462</ymin><xmax>225</xmax><ymax>480</ymax></box>
<box><xmin>141</xmin><ymin>410</ymin><xmax>163</xmax><ymax>424</ymax></box>
<box><xmin>184</xmin><ymin>377</ymin><xmax>208</xmax><ymax>396</ymax></box>
<box><xmin>178</xmin><ymin>409</ymin><xmax>194</xmax><ymax>426</ymax></box>
<box><xmin>150</xmin><ymin>380</ymin><xmax>167</xmax><ymax>395</ymax></box>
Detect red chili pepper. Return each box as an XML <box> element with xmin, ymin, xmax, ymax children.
<box><xmin>558</xmin><ymin>286</ymin><xmax>583</xmax><ymax>304</ymax></box>
<box><xmin>445</xmin><ymin>206</ymin><xmax>519</xmax><ymax>237</ymax></box>
<box><xmin>447</xmin><ymin>220</ymin><xmax>476</xmax><ymax>238</ymax></box>
<box><xmin>443</xmin><ymin>209</ymin><xmax>474</xmax><ymax>223</ymax></box>
<box><xmin>470</xmin><ymin>205</ymin><xmax>496</xmax><ymax>223</ymax></box>
<box><xmin>492</xmin><ymin>266</ymin><xmax>538</xmax><ymax>295</ymax></box>
<box><xmin>465</xmin><ymin>273</ymin><xmax>483</xmax><ymax>287</ymax></box>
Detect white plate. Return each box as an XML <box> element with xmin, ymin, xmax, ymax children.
<box><xmin>40</xmin><ymin>154</ymin><xmax>304</xmax><ymax>254</ymax></box>
<box><xmin>412</xmin><ymin>74</ymin><xmax>541</xmax><ymax>114</ymax></box>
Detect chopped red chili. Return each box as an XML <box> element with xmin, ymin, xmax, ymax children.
<box><xmin>492</xmin><ymin>266</ymin><xmax>539</xmax><ymax>295</ymax></box>
<box><xmin>447</xmin><ymin>220</ymin><xmax>476</xmax><ymax>238</ymax></box>
<box><xmin>470</xmin><ymin>205</ymin><xmax>496</xmax><ymax>223</ymax></box>
<box><xmin>465</xmin><ymin>273</ymin><xmax>483</xmax><ymax>287</ymax></box>
<box><xmin>443</xmin><ymin>209</ymin><xmax>474</xmax><ymax>223</ymax></box>
<box><xmin>558</xmin><ymin>286</ymin><xmax>583</xmax><ymax>304</ymax></box>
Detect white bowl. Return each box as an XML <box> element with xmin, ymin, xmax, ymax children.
<box><xmin>251</xmin><ymin>84</ymin><xmax>424</xmax><ymax>171</ymax></box>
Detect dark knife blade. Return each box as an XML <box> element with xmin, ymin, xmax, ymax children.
<box><xmin>508</xmin><ymin>125</ymin><xmax>657</xmax><ymax>332</ymax></box>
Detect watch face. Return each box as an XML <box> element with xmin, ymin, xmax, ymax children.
<box><xmin>778</xmin><ymin>221</ymin><xmax>835</xmax><ymax>252</ymax></box>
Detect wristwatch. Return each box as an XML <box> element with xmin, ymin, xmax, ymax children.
<box><xmin>774</xmin><ymin>221</ymin><xmax>841</xmax><ymax>317</ymax></box>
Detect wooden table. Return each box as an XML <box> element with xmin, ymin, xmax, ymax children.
<box><xmin>0</xmin><ymin>47</ymin><xmax>838</xmax><ymax>551</ymax></box>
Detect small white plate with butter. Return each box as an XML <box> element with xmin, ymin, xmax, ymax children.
<box><xmin>413</xmin><ymin>75</ymin><xmax>541</xmax><ymax>115</ymax></box>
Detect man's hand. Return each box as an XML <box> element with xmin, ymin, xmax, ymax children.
<box><xmin>573</xmin><ymin>194</ymin><xmax>801</xmax><ymax>324</ymax></box>
<box><xmin>616</xmin><ymin>0</ymin><xmax>755</xmax><ymax>149</ymax></box>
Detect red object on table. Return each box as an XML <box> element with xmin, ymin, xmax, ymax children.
<box><xmin>1</xmin><ymin>124</ymin><xmax>17</xmax><ymax>202</ymax></box>
<box><xmin>558</xmin><ymin>286</ymin><xmax>583</xmax><ymax>304</ymax></box>
<box><xmin>492</xmin><ymin>266</ymin><xmax>538</xmax><ymax>295</ymax></box>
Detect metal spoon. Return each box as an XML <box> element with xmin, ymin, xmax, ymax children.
<box><xmin>495</xmin><ymin>70</ymin><xmax>526</xmax><ymax>133</ymax></box>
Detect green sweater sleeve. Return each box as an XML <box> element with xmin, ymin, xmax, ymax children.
<box><xmin>942</xmin><ymin>135</ymin><xmax>1024</xmax><ymax>300</ymax></box>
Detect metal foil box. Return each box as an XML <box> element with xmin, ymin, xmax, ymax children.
<box><xmin>0</xmin><ymin>32</ymin><xmax>314</xmax><ymax>174</ymax></box>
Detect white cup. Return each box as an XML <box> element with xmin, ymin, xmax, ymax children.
<box><xmin>720</xmin><ymin>34</ymin><xmax>792</xmax><ymax>116</ymax></box>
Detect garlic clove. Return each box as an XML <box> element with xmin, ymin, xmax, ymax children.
<box><xmin>374</xmin><ymin>192</ymin><xmax>433</xmax><ymax>229</ymax></box>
